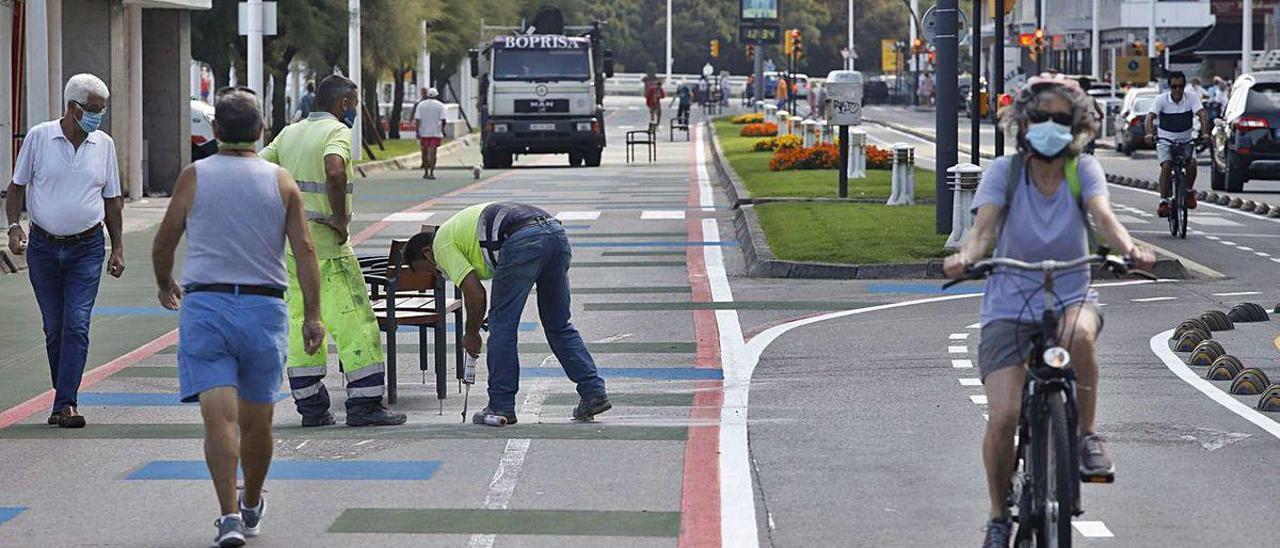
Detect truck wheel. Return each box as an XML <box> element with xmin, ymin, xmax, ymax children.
<box><xmin>584</xmin><ymin>149</ymin><xmax>602</xmax><ymax>167</ymax></box>
<box><xmin>482</xmin><ymin>150</ymin><xmax>502</xmax><ymax>170</ymax></box>
<box><xmin>569</xmin><ymin>153</ymin><xmax>584</xmax><ymax>167</ymax></box>
<box><xmin>1226</xmin><ymin>151</ymin><xmax>1247</xmax><ymax>193</ymax></box>
<box><xmin>501</xmin><ymin>153</ymin><xmax>515</xmax><ymax>169</ymax></box>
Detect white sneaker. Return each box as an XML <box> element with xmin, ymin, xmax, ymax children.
<box><xmin>238</xmin><ymin>491</ymin><xmax>264</xmax><ymax>537</ymax></box>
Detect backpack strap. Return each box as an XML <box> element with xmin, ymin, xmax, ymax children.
<box><xmin>996</xmin><ymin>154</ymin><xmax>1099</xmax><ymax>255</ymax></box>
<box><xmin>994</xmin><ymin>154</ymin><xmax>1024</xmax><ymax>257</ymax></box>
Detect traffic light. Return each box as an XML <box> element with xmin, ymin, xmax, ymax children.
<box><xmin>1033</xmin><ymin>28</ymin><xmax>1045</xmax><ymax>50</ymax></box>
<box><xmin>783</xmin><ymin>29</ymin><xmax>795</xmax><ymax>56</ymax></box>
<box><xmin>987</xmin><ymin>0</ymin><xmax>1017</xmax><ymax>16</ymax></box>
<box><xmin>792</xmin><ymin>30</ymin><xmax>803</xmax><ymax>58</ymax></box>
<box><xmin>1132</xmin><ymin>39</ymin><xmax>1146</xmax><ymax>56</ymax></box>
<box><xmin>710</xmin><ymin>38</ymin><xmax>720</xmax><ymax>58</ymax></box>
<box><xmin>913</xmin><ymin>37</ymin><xmax>924</xmax><ymax>55</ymax></box>
<box><xmin>1154</xmin><ymin>41</ymin><xmax>1166</xmax><ymax>55</ymax></box>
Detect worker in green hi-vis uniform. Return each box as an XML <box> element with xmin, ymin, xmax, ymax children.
<box><xmin>260</xmin><ymin>75</ymin><xmax>406</xmax><ymax>427</ymax></box>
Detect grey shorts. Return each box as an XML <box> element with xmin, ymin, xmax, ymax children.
<box><xmin>977</xmin><ymin>303</ymin><xmax>1104</xmax><ymax>382</ymax></box>
<box><xmin>1156</xmin><ymin>141</ymin><xmax>1193</xmax><ymax>166</ymax></box>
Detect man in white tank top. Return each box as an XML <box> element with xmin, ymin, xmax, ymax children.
<box><xmin>152</xmin><ymin>88</ymin><xmax>326</xmax><ymax>548</ymax></box>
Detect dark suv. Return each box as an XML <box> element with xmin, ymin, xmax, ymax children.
<box><xmin>1211</xmin><ymin>71</ymin><xmax>1280</xmax><ymax>192</ymax></box>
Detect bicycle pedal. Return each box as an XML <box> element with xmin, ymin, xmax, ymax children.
<box><xmin>1081</xmin><ymin>471</ymin><xmax>1115</xmax><ymax>484</ymax></box>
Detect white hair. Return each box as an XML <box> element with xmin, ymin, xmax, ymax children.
<box><xmin>64</xmin><ymin>73</ymin><xmax>110</xmax><ymax>105</ymax></box>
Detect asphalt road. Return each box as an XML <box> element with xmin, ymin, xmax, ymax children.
<box><xmin>0</xmin><ymin>98</ymin><xmax>1275</xmax><ymax>547</ymax></box>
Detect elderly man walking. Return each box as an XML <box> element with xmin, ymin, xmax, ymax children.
<box><xmin>261</xmin><ymin>74</ymin><xmax>406</xmax><ymax>427</ymax></box>
<box><xmin>413</xmin><ymin>87</ymin><xmax>447</xmax><ymax>180</ymax></box>
<box><xmin>5</xmin><ymin>73</ymin><xmax>125</xmax><ymax>428</ymax></box>
<box><xmin>153</xmin><ymin>88</ymin><xmax>326</xmax><ymax>547</ymax></box>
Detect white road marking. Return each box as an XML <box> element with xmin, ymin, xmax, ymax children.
<box><xmin>1131</xmin><ymin>296</ymin><xmax>1177</xmax><ymax>302</ymax></box>
<box><xmin>1212</xmin><ymin>291</ymin><xmax>1261</xmax><ymax>297</ymax></box>
<box><xmin>948</xmin><ymin>346</ymin><xmax>968</xmax><ymax>354</ymax></box>
<box><xmin>949</xmin><ymin>333</ymin><xmax>970</xmax><ymax>340</ymax></box>
<box><xmin>1112</xmin><ymin>214</ymin><xmax>1148</xmax><ymax>225</ymax></box>
<box><xmin>1109</xmin><ymin>181</ymin><xmax>1280</xmax><ymax>225</ymax></box>
<box><xmin>966</xmin><ymin>322</ymin><xmax>981</xmax><ymax>329</ymax></box>
<box><xmin>952</xmin><ymin>359</ymin><xmax>974</xmax><ymax>368</ymax></box>
<box><xmin>959</xmin><ymin>378</ymin><xmax>982</xmax><ymax>386</ymax></box>
<box><xmin>592</xmin><ymin>333</ymin><xmax>634</xmax><ymax>343</ymax></box>
<box><xmin>468</xmin><ymin>381</ymin><xmax>547</xmax><ymax>548</ymax></box>
<box><xmin>1272</xmin><ymin>258</ymin><xmax>1280</xmax><ymax>264</ymax></box>
<box><xmin>1150</xmin><ymin>330</ymin><xmax>1280</xmax><ymax>440</ymax></box>
<box><xmin>1257</xmin><ymin>252</ymin><xmax>1272</xmax><ymax>257</ymax></box>
<box><xmin>555</xmin><ymin>211</ymin><xmax>601</xmax><ymax>221</ymax></box>
<box><xmin>641</xmin><ymin>210</ymin><xmax>686</xmax><ymax>220</ymax></box>
<box><xmin>1236</xmin><ymin>246</ymin><xmax>1255</xmax><ymax>251</ymax></box>
<box><xmin>1220</xmin><ymin>240</ymin><xmax>1237</xmax><ymax>246</ymax></box>
<box><xmin>384</xmin><ymin>211</ymin><xmax>435</xmax><ymax>222</ymax></box>
<box><xmin>1205</xmin><ymin>235</ymin><xmax>1220</xmax><ymax>240</ymax></box>
<box><xmin>1073</xmin><ymin>521</ymin><xmax>1115</xmax><ymax>538</ymax></box>
<box><xmin>970</xmin><ymin>395</ymin><xmax>989</xmax><ymax>405</ymax></box>
<box><xmin>1193</xmin><ymin>216</ymin><xmax>1245</xmax><ymax>227</ymax></box>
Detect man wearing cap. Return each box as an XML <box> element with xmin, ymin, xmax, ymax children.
<box><xmin>413</xmin><ymin>86</ymin><xmax>447</xmax><ymax>180</ymax></box>
<box><xmin>401</xmin><ymin>202</ymin><xmax>611</xmax><ymax>426</ymax></box>
<box><xmin>5</xmin><ymin>73</ymin><xmax>125</xmax><ymax>428</ymax></box>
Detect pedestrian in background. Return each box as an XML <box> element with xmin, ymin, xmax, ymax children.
<box><xmin>4</xmin><ymin>73</ymin><xmax>125</xmax><ymax>429</ymax></box>
<box><xmin>295</xmin><ymin>81</ymin><xmax>316</xmax><ymax>122</ymax></box>
<box><xmin>414</xmin><ymin>87</ymin><xmax>447</xmax><ymax>180</ymax></box>
<box><xmin>644</xmin><ymin>74</ymin><xmax>665</xmax><ymax>127</ymax></box>
<box><xmin>670</xmin><ymin>80</ymin><xmax>692</xmax><ymax>124</ymax></box>
<box><xmin>152</xmin><ymin>88</ymin><xmax>326</xmax><ymax>548</ymax></box>
<box><xmin>261</xmin><ymin>74</ymin><xmax>407</xmax><ymax>428</ymax></box>
<box><xmin>774</xmin><ymin>75</ymin><xmax>789</xmax><ymax>107</ymax></box>
<box><xmin>697</xmin><ymin>75</ymin><xmax>711</xmax><ymax>109</ymax></box>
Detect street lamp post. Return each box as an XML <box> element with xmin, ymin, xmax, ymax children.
<box><xmin>848</xmin><ymin>0</ymin><xmax>855</xmax><ymax>70</ymax></box>
<box><xmin>935</xmin><ymin>0</ymin><xmax>959</xmax><ymax>234</ymax></box>
<box><xmin>665</xmin><ymin>0</ymin><xmax>672</xmax><ymax>82</ymax></box>
<box><xmin>1148</xmin><ymin>0</ymin><xmax>1157</xmax><ymax>75</ymax></box>
<box><xmin>349</xmin><ymin>0</ymin><xmax>362</xmax><ymax>161</ymax></box>
<box><xmin>1244</xmin><ymin>0</ymin><xmax>1254</xmax><ymax>74</ymax></box>
<box><xmin>1091</xmin><ymin>0</ymin><xmax>1100</xmax><ymax>79</ymax></box>
<box><xmin>247</xmin><ymin>0</ymin><xmax>264</xmax><ymax>147</ymax></box>
<box><xmin>994</xmin><ymin>3</ymin><xmax>1004</xmax><ymax>156</ymax></box>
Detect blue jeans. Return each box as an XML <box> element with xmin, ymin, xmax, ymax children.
<box><xmin>26</xmin><ymin>229</ymin><xmax>105</xmax><ymax>412</ymax></box>
<box><xmin>487</xmin><ymin>223</ymin><xmax>606</xmax><ymax>413</ymax></box>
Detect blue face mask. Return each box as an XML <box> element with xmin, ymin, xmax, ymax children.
<box><xmin>342</xmin><ymin>107</ymin><xmax>357</xmax><ymax>128</ymax></box>
<box><xmin>1024</xmin><ymin>121</ymin><xmax>1073</xmax><ymax>159</ymax></box>
<box><xmin>78</xmin><ymin>108</ymin><xmax>103</xmax><ymax>134</ymax></box>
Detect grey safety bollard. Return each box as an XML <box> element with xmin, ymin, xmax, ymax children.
<box><xmin>848</xmin><ymin>128</ymin><xmax>867</xmax><ymax>179</ymax></box>
<box><xmin>802</xmin><ymin>119</ymin><xmax>819</xmax><ymax>147</ymax></box>
<box><xmin>764</xmin><ymin>103</ymin><xmax>778</xmax><ymax>125</ymax></box>
<box><xmin>944</xmin><ymin>163</ymin><xmax>984</xmax><ymax>250</ymax></box>
<box><xmin>887</xmin><ymin>143</ymin><xmax>916</xmax><ymax>205</ymax></box>
<box><xmin>819</xmin><ymin>120</ymin><xmax>833</xmax><ymax>144</ymax></box>
<box><xmin>777</xmin><ymin>111</ymin><xmax>790</xmax><ymax>135</ymax></box>
<box><xmin>755</xmin><ymin>100</ymin><xmax>765</xmax><ymax>113</ymax></box>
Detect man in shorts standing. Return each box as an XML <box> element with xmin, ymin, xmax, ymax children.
<box><xmin>414</xmin><ymin>87</ymin><xmax>447</xmax><ymax>180</ymax></box>
<box><xmin>152</xmin><ymin>88</ymin><xmax>326</xmax><ymax>547</ymax></box>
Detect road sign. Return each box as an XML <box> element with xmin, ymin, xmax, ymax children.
<box><xmin>881</xmin><ymin>39</ymin><xmax>899</xmax><ymax>72</ymax></box>
<box><xmin>1117</xmin><ymin>56</ymin><xmax>1151</xmax><ymax>85</ymax></box>
<box><xmin>922</xmin><ymin>5</ymin><xmax>967</xmax><ymax>47</ymax></box>
<box><xmin>702</xmin><ymin>63</ymin><xmax>715</xmax><ymax>77</ymax></box>
<box><xmin>739</xmin><ymin>23</ymin><xmax>781</xmax><ymax>45</ymax></box>
<box><xmin>238</xmin><ymin>1</ymin><xmax>278</xmax><ymax>36</ymax></box>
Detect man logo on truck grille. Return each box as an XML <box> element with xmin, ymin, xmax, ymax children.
<box><xmin>536</xmin><ymin>85</ymin><xmax>549</xmax><ymax>97</ymax></box>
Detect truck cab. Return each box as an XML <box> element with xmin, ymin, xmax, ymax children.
<box><xmin>474</xmin><ymin>33</ymin><xmax>610</xmax><ymax>168</ymax></box>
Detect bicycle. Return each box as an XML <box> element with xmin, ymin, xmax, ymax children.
<box><xmin>944</xmin><ymin>251</ymin><xmax>1155</xmax><ymax>547</ymax></box>
<box><xmin>1157</xmin><ymin>137</ymin><xmax>1203</xmax><ymax>240</ymax></box>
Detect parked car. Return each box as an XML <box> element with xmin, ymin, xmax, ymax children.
<box><xmin>1210</xmin><ymin>71</ymin><xmax>1280</xmax><ymax>192</ymax></box>
<box><xmin>1114</xmin><ymin>86</ymin><xmax>1160</xmax><ymax>156</ymax></box>
<box><xmin>191</xmin><ymin>99</ymin><xmax>217</xmax><ymax>161</ymax></box>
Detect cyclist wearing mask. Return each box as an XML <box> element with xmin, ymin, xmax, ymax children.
<box><xmin>1144</xmin><ymin>71</ymin><xmax>1211</xmax><ymax>217</ymax></box>
<box><xmin>944</xmin><ymin>74</ymin><xmax>1155</xmax><ymax>548</ymax></box>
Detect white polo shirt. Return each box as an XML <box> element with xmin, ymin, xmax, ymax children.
<box><xmin>414</xmin><ymin>99</ymin><xmax>446</xmax><ymax>138</ymax></box>
<box><xmin>11</xmin><ymin>120</ymin><xmax>122</xmax><ymax>236</ymax></box>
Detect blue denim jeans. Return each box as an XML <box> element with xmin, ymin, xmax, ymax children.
<box><xmin>26</xmin><ymin>228</ymin><xmax>105</xmax><ymax>412</ymax></box>
<box><xmin>486</xmin><ymin>223</ymin><xmax>606</xmax><ymax>413</ymax></box>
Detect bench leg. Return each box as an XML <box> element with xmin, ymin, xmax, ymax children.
<box><xmin>386</xmin><ymin>330</ymin><xmax>397</xmax><ymax>405</ymax></box>
<box><xmin>418</xmin><ymin>326</ymin><xmax>428</xmax><ymax>383</ymax></box>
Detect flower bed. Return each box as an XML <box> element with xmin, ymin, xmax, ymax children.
<box><xmin>769</xmin><ymin>143</ymin><xmax>840</xmax><ymax>171</ymax></box>
<box><xmin>752</xmin><ymin>134</ymin><xmax>803</xmax><ymax>152</ymax></box>
<box><xmin>740</xmin><ymin>122</ymin><xmax>778</xmax><ymax>137</ymax></box>
<box><xmin>866</xmin><ymin>145</ymin><xmax>892</xmax><ymax>170</ymax></box>
<box><xmin>731</xmin><ymin>113</ymin><xmax>765</xmax><ymax>124</ymax></box>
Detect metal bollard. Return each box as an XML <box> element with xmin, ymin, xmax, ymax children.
<box><xmin>764</xmin><ymin>103</ymin><xmax>778</xmax><ymax>125</ymax></box>
<box><xmin>887</xmin><ymin>143</ymin><xmax>916</xmax><ymax>205</ymax></box>
<box><xmin>944</xmin><ymin>163</ymin><xmax>984</xmax><ymax>250</ymax></box>
<box><xmin>777</xmin><ymin>111</ymin><xmax>790</xmax><ymax>135</ymax></box>
<box><xmin>755</xmin><ymin>100</ymin><xmax>765</xmax><ymax>114</ymax></box>
<box><xmin>848</xmin><ymin>128</ymin><xmax>867</xmax><ymax>179</ymax></box>
<box><xmin>802</xmin><ymin>119</ymin><xmax>819</xmax><ymax>147</ymax></box>
<box><xmin>819</xmin><ymin>120</ymin><xmax>833</xmax><ymax>144</ymax></box>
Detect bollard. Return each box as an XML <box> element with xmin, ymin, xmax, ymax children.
<box><xmin>848</xmin><ymin>128</ymin><xmax>867</xmax><ymax>179</ymax></box>
<box><xmin>819</xmin><ymin>120</ymin><xmax>833</xmax><ymax>144</ymax></box>
<box><xmin>887</xmin><ymin>143</ymin><xmax>916</xmax><ymax>206</ymax></box>
<box><xmin>944</xmin><ymin>163</ymin><xmax>984</xmax><ymax>249</ymax></box>
<box><xmin>802</xmin><ymin>119</ymin><xmax>819</xmax><ymax>148</ymax></box>
<box><xmin>777</xmin><ymin>111</ymin><xmax>790</xmax><ymax>135</ymax></box>
<box><xmin>754</xmin><ymin>100</ymin><xmax>765</xmax><ymax>113</ymax></box>
<box><xmin>764</xmin><ymin>103</ymin><xmax>778</xmax><ymax>125</ymax></box>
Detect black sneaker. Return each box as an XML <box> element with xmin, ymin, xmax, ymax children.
<box><xmin>56</xmin><ymin>407</ymin><xmax>86</xmax><ymax>429</ymax></box>
<box><xmin>47</xmin><ymin>412</ymin><xmax>59</xmax><ymax>425</ymax></box>
<box><xmin>1080</xmin><ymin>433</ymin><xmax>1115</xmax><ymax>477</ymax></box>
<box><xmin>345</xmin><ymin>405</ymin><xmax>407</xmax><ymax>427</ymax></box>
<box><xmin>300</xmin><ymin>411</ymin><xmax>336</xmax><ymax>427</ymax></box>
<box><xmin>472</xmin><ymin>407</ymin><xmax>517</xmax><ymax>427</ymax></box>
<box><xmin>981</xmin><ymin>517</ymin><xmax>1012</xmax><ymax>548</ymax></box>
<box><xmin>572</xmin><ymin>396</ymin><xmax>612</xmax><ymax>422</ymax></box>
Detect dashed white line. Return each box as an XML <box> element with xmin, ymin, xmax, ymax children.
<box><xmin>1220</xmin><ymin>240</ymin><xmax>1237</xmax><ymax>246</ymax></box>
<box><xmin>1272</xmin><ymin>258</ymin><xmax>1280</xmax><ymax>264</ymax></box>
<box><xmin>1255</xmin><ymin>252</ymin><xmax>1271</xmax><ymax>257</ymax></box>
<box><xmin>966</xmin><ymin>322</ymin><xmax>981</xmax><ymax>329</ymax></box>
<box><xmin>958</xmin><ymin>378</ymin><xmax>982</xmax><ymax>386</ymax></box>
<box><xmin>1205</xmin><ymin>235</ymin><xmax>1220</xmax><ymax>240</ymax></box>
<box><xmin>384</xmin><ymin>211</ymin><xmax>436</xmax><ymax>222</ymax></box>
<box><xmin>1073</xmin><ymin>521</ymin><xmax>1115</xmax><ymax>538</ymax></box>
<box><xmin>1236</xmin><ymin>246</ymin><xmax>1255</xmax><ymax>251</ymax></box>
<box><xmin>641</xmin><ymin>210</ymin><xmax>686</xmax><ymax>220</ymax></box>
<box><xmin>555</xmin><ymin>211</ymin><xmax>602</xmax><ymax>221</ymax></box>
<box><xmin>948</xmin><ymin>346</ymin><xmax>968</xmax><ymax>354</ymax></box>
<box><xmin>969</xmin><ymin>395</ymin><xmax>989</xmax><ymax>405</ymax></box>
<box><xmin>949</xmin><ymin>333</ymin><xmax>970</xmax><ymax>340</ymax></box>
<box><xmin>952</xmin><ymin>359</ymin><xmax>974</xmax><ymax>368</ymax></box>
<box><xmin>1131</xmin><ymin>296</ymin><xmax>1178</xmax><ymax>302</ymax></box>
<box><xmin>1212</xmin><ymin>291</ymin><xmax>1262</xmax><ymax>297</ymax></box>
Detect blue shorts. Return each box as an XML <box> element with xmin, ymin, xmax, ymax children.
<box><xmin>178</xmin><ymin>291</ymin><xmax>288</xmax><ymax>404</ymax></box>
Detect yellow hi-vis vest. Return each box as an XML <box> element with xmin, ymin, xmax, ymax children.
<box><xmin>261</xmin><ymin>112</ymin><xmax>356</xmax><ymax>259</ymax></box>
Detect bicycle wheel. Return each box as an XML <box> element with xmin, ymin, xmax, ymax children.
<box><xmin>1168</xmin><ymin>178</ymin><xmax>1182</xmax><ymax>238</ymax></box>
<box><xmin>1178</xmin><ymin>196</ymin><xmax>1188</xmax><ymax>239</ymax></box>
<box><xmin>1035</xmin><ymin>392</ymin><xmax>1075</xmax><ymax>548</ymax></box>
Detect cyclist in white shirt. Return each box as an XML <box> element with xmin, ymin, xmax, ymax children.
<box><xmin>1144</xmin><ymin>71</ymin><xmax>1211</xmax><ymax>218</ymax></box>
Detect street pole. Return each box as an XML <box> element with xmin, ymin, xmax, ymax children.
<box><xmin>25</xmin><ymin>0</ymin><xmax>50</xmax><ymax>125</ymax></box>
<box><xmin>1091</xmin><ymin>0</ymin><xmax>1100</xmax><ymax>79</ymax></box>
<box><xmin>848</xmin><ymin>0</ymin><xmax>855</xmax><ymax>70</ymax></box>
<box><xmin>421</xmin><ymin>20</ymin><xmax>431</xmax><ymax>89</ymax></box>
<box><xmin>247</xmin><ymin>0</ymin><xmax>264</xmax><ymax>147</ymax></box>
<box><xmin>129</xmin><ymin>6</ymin><xmax>144</xmax><ymax>200</ymax></box>
<box><xmin>838</xmin><ymin>125</ymin><xmax>849</xmax><ymax>198</ymax></box>
<box><xmin>47</xmin><ymin>0</ymin><xmax>62</xmax><ymax>117</ymax></box>
<box><xmin>753</xmin><ymin>46</ymin><xmax>763</xmax><ymax>106</ymax></box>
<box><xmin>1035</xmin><ymin>0</ymin><xmax>1043</xmax><ymax>72</ymax></box>
<box><xmin>0</xmin><ymin>1</ymin><xmax>12</xmax><ymax>211</ymax></box>
<box><xmin>994</xmin><ymin>3</ymin><xmax>1004</xmax><ymax>156</ymax></box>
<box><xmin>1148</xmin><ymin>0</ymin><xmax>1157</xmax><ymax>80</ymax></box>
<box><xmin>665</xmin><ymin>0</ymin><xmax>672</xmax><ymax>82</ymax></box>
<box><xmin>349</xmin><ymin>0</ymin><xmax>362</xmax><ymax>162</ymax></box>
<box><xmin>936</xmin><ymin>0</ymin><xmax>959</xmax><ymax>234</ymax></box>
<box><xmin>971</xmin><ymin>0</ymin><xmax>980</xmax><ymax>165</ymax></box>
<box><xmin>1244</xmin><ymin>0</ymin><xmax>1254</xmax><ymax>74</ymax></box>
<box><xmin>910</xmin><ymin>0</ymin><xmax>919</xmax><ymax>105</ymax></box>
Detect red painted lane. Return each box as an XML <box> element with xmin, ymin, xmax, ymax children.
<box><xmin>679</xmin><ymin>128</ymin><xmax>724</xmax><ymax>548</ymax></box>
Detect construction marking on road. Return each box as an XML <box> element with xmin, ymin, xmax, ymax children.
<box><xmin>1212</xmin><ymin>291</ymin><xmax>1262</xmax><ymax>297</ymax></box>
<box><xmin>642</xmin><ymin>210</ymin><xmax>687</xmax><ymax>220</ymax></box>
<box><xmin>1150</xmin><ymin>330</ymin><xmax>1280</xmax><ymax>440</ymax></box>
<box><xmin>952</xmin><ymin>359</ymin><xmax>974</xmax><ymax>368</ymax></box>
<box><xmin>1073</xmin><ymin>520</ymin><xmax>1116</xmax><ymax>538</ymax></box>
<box><xmin>1132</xmin><ymin>296</ymin><xmax>1178</xmax><ymax>302</ymax></box>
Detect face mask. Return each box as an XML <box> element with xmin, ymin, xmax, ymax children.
<box><xmin>1024</xmin><ymin>121</ymin><xmax>1073</xmax><ymax>159</ymax></box>
<box><xmin>342</xmin><ymin>106</ymin><xmax>357</xmax><ymax>128</ymax></box>
<box><xmin>78</xmin><ymin>108</ymin><xmax>103</xmax><ymax>134</ymax></box>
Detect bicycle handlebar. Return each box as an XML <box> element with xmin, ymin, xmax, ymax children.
<box><xmin>942</xmin><ymin>250</ymin><xmax>1157</xmax><ymax>289</ymax></box>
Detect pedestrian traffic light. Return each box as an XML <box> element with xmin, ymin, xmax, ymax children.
<box><xmin>710</xmin><ymin>39</ymin><xmax>720</xmax><ymax>58</ymax></box>
<box><xmin>792</xmin><ymin>30</ymin><xmax>803</xmax><ymax>58</ymax></box>
<box><xmin>784</xmin><ymin>29</ymin><xmax>795</xmax><ymax>56</ymax></box>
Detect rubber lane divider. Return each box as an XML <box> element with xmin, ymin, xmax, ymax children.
<box><xmin>127</xmin><ymin>460</ymin><xmax>441</xmax><ymax>481</ymax></box>
<box><xmin>328</xmin><ymin>508</ymin><xmax>681</xmax><ymax>537</ymax></box>
<box><xmin>0</xmin><ymin>423</ymin><xmax>689</xmax><ymax>441</ymax></box>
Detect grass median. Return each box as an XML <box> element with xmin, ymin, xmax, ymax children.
<box><xmin>357</xmin><ymin>138</ymin><xmax>421</xmax><ymax>165</ymax></box>
<box><xmin>712</xmin><ymin>119</ymin><xmax>933</xmax><ymax>200</ymax></box>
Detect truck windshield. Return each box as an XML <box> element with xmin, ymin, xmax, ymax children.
<box><xmin>493</xmin><ymin>49</ymin><xmax>590</xmax><ymax>82</ymax></box>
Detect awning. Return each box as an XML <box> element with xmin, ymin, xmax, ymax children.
<box><xmin>1184</xmin><ymin>22</ymin><xmax>1267</xmax><ymax>56</ymax></box>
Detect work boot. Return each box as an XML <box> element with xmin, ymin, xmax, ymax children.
<box><xmin>1157</xmin><ymin>200</ymin><xmax>1171</xmax><ymax>218</ymax></box>
<box><xmin>56</xmin><ymin>407</ymin><xmax>86</xmax><ymax>429</ymax></box>
<box><xmin>572</xmin><ymin>396</ymin><xmax>612</xmax><ymax>422</ymax></box>
<box><xmin>345</xmin><ymin>404</ymin><xmax>407</xmax><ymax>427</ymax></box>
<box><xmin>1080</xmin><ymin>433</ymin><xmax>1115</xmax><ymax>477</ymax></box>
<box><xmin>300</xmin><ymin>411</ymin><xmax>336</xmax><ymax>428</ymax></box>
<box><xmin>1186</xmin><ymin>189</ymin><xmax>1198</xmax><ymax>209</ymax></box>
<box><xmin>981</xmin><ymin>517</ymin><xmax>1012</xmax><ymax>548</ymax></box>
